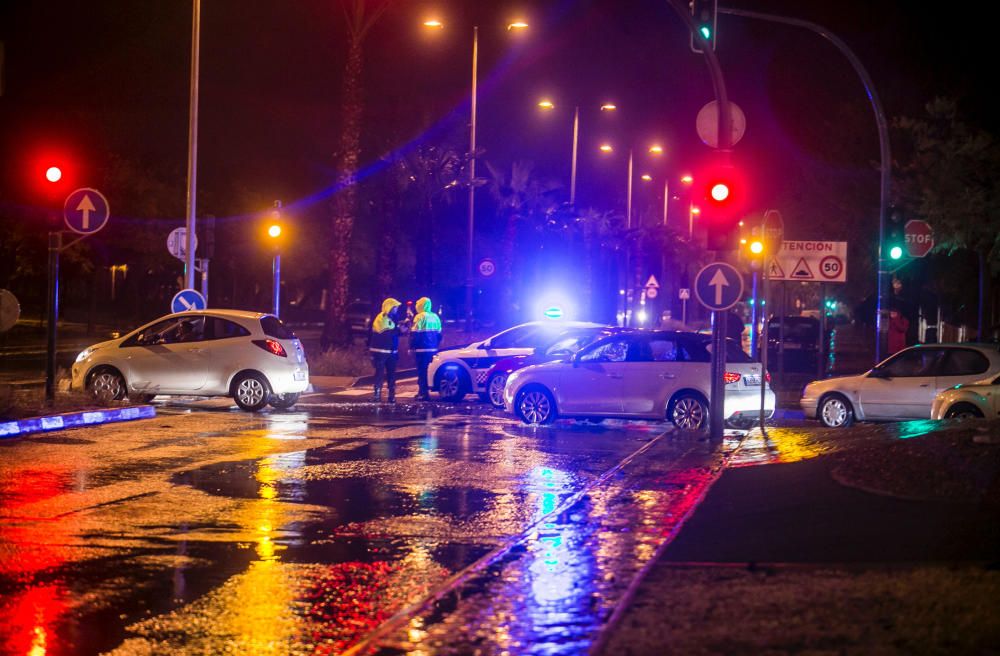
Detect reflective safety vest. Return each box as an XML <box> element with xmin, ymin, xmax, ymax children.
<box><xmin>410</xmin><ymin>311</ymin><xmax>442</xmax><ymax>353</ymax></box>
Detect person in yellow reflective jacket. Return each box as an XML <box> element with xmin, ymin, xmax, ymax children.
<box><xmin>368</xmin><ymin>297</ymin><xmax>402</xmax><ymax>402</ymax></box>
<box><xmin>409</xmin><ymin>296</ymin><xmax>442</xmax><ymax>400</ymax></box>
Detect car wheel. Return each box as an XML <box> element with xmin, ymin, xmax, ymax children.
<box><xmin>818</xmin><ymin>393</ymin><xmax>854</xmax><ymax>428</ymax></box>
<box><xmin>437</xmin><ymin>367</ymin><xmax>468</xmax><ymax>402</ymax></box>
<box><xmin>669</xmin><ymin>393</ymin><xmax>709</xmax><ymax>431</ymax></box>
<box><xmin>87</xmin><ymin>368</ymin><xmax>126</xmax><ymax>405</ymax></box>
<box><xmin>516</xmin><ymin>386</ymin><xmax>557</xmax><ymax>425</ymax></box>
<box><xmin>944</xmin><ymin>403</ymin><xmax>983</xmax><ymax>420</ymax></box>
<box><xmin>233</xmin><ymin>372</ymin><xmax>271</xmax><ymax>412</ymax></box>
<box><xmin>269</xmin><ymin>392</ymin><xmax>300</xmax><ymax>410</ymax></box>
<box><xmin>486</xmin><ymin>372</ymin><xmax>508</xmax><ymax>409</ymax></box>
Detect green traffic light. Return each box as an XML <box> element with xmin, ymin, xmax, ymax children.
<box><xmin>700</xmin><ymin>25</ymin><xmax>711</xmax><ymax>39</ymax></box>
<box><xmin>889</xmin><ymin>245</ymin><xmax>903</xmax><ymax>260</ymax></box>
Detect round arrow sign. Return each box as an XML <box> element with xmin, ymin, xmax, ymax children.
<box><xmin>63</xmin><ymin>188</ymin><xmax>110</xmax><ymax>235</ymax></box>
<box><xmin>694</xmin><ymin>262</ymin><xmax>744</xmax><ymax>311</ymax></box>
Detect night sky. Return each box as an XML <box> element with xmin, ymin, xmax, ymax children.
<box><xmin>1</xmin><ymin>0</ymin><xmax>994</xmax><ymax>244</ymax></box>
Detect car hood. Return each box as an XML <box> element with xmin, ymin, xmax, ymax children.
<box><xmin>804</xmin><ymin>372</ymin><xmax>870</xmax><ymax>391</ymax></box>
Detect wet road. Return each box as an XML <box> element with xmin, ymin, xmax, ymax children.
<box><xmin>0</xmin><ymin>398</ymin><xmax>799</xmax><ymax>655</ymax></box>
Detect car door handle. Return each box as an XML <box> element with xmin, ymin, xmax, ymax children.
<box><xmin>660</xmin><ymin>373</ymin><xmax>676</xmax><ymax>379</ymax></box>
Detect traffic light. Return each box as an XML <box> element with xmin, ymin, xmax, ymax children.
<box><xmin>689</xmin><ymin>0</ymin><xmax>718</xmax><ymax>53</ymax></box>
<box><xmin>701</xmin><ymin>164</ymin><xmax>743</xmax><ymax>250</ymax></box>
<box><xmin>886</xmin><ymin>206</ymin><xmax>905</xmax><ymax>261</ymax></box>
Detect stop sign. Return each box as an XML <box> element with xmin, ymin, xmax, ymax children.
<box><xmin>904</xmin><ymin>219</ymin><xmax>934</xmax><ymax>257</ymax></box>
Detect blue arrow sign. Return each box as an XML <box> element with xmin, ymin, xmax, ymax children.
<box><xmin>694</xmin><ymin>262</ymin><xmax>744</xmax><ymax>311</ymax></box>
<box><xmin>171</xmin><ymin>289</ymin><xmax>206</xmax><ymax>314</ymax></box>
<box><xmin>63</xmin><ymin>188</ymin><xmax>110</xmax><ymax>235</ymax></box>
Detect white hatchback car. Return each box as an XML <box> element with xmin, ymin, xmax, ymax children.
<box><xmin>931</xmin><ymin>373</ymin><xmax>1000</xmax><ymax>419</ymax></box>
<box><xmin>71</xmin><ymin>310</ymin><xmax>309</xmax><ymax>411</ymax></box>
<box><xmin>801</xmin><ymin>343</ymin><xmax>1000</xmax><ymax>427</ymax></box>
<box><xmin>428</xmin><ymin>320</ymin><xmax>603</xmax><ymax>402</ymax></box>
<box><xmin>503</xmin><ymin>330</ymin><xmax>774</xmax><ymax>429</ymax></box>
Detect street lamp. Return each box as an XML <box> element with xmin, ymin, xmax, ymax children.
<box><xmin>599</xmin><ymin>141</ymin><xmax>663</xmax><ymax>229</ymax></box>
<box><xmin>425</xmin><ymin>17</ymin><xmax>528</xmax><ymax>332</ymax></box>
<box><xmin>536</xmin><ymin>99</ymin><xmax>616</xmax><ymax>206</ymax></box>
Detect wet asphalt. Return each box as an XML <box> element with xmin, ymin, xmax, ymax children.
<box><xmin>0</xmin><ymin>391</ymin><xmax>822</xmax><ymax>655</ymax></box>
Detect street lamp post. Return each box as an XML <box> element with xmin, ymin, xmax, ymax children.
<box><xmin>538</xmin><ymin>100</ymin><xmax>616</xmax><ymax>206</ymax></box>
<box><xmin>427</xmin><ymin>19</ymin><xmax>527</xmax><ymax>332</ymax></box>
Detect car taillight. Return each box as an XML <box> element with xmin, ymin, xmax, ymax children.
<box><xmin>723</xmin><ymin>371</ymin><xmax>741</xmax><ymax>384</ymax></box>
<box><xmin>253</xmin><ymin>339</ymin><xmax>287</xmax><ymax>357</ymax></box>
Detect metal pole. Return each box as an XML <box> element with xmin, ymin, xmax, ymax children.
<box><xmin>45</xmin><ymin>231</ymin><xmax>61</xmax><ymax>402</ymax></box>
<box><xmin>688</xmin><ymin>202</ymin><xmax>693</xmax><ymax>239</ymax></box>
<box><xmin>200</xmin><ymin>259</ymin><xmax>209</xmax><ymax>303</ymax></box>
<box><xmin>626</xmin><ymin>149</ymin><xmax>633</xmax><ymax>229</ymax></box>
<box><xmin>718</xmin><ymin>6</ymin><xmax>891</xmax><ymax>365</ymax></box>
<box><xmin>570</xmin><ymin>105</ymin><xmax>579</xmax><ymax>206</ymax></box>
<box><xmin>184</xmin><ymin>0</ymin><xmax>201</xmax><ymax>290</ymax></box>
<box><xmin>818</xmin><ymin>282</ymin><xmax>826</xmax><ymax>379</ymax></box>
<box><xmin>759</xmin><ymin>254</ymin><xmax>770</xmax><ymax>433</ymax></box>
<box><xmin>710</xmin><ymin>310</ymin><xmax>727</xmax><ymax>440</ymax></box>
<box><xmin>272</xmin><ymin>254</ymin><xmax>281</xmax><ymax>317</ymax></box>
<box><xmin>465</xmin><ymin>26</ymin><xmax>479</xmax><ymax>333</ymax></box>
<box><xmin>750</xmin><ymin>269</ymin><xmax>759</xmax><ymax>358</ymax></box>
<box><xmin>662</xmin><ymin>179</ymin><xmax>669</xmax><ymax>226</ymax></box>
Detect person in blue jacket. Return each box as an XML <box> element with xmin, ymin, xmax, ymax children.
<box><xmin>369</xmin><ymin>297</ymin><xmax>402</xmax><ymax>402</ymax></box>
<box><xmin>409</xmin><ymin>296</ymin><xmax>442</xmax><ymax>400</ymax></box>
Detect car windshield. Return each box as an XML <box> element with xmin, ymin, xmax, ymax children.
<box><xmin>543</xmin><ymin>328</ymin><xmax>608</xmax><ymax>356</ymax></box>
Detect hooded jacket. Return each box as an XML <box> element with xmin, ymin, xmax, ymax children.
<box><xmin>409</xmin><ymin>296</ymin><xmax>442</xmax><ymax>353</ymax></box>
<box><xmin>369</xmin><ymin>298</ymin><xmax>402</xmax><ymax>354</ymax></box>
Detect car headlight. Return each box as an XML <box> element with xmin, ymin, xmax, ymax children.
<box><xmin>75</xmin><ymin>347</ymin><xmax>94</xmax><ymax>363</ymax></box>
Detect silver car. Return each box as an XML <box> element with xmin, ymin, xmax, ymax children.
<box><xmin>71</xmin><ymin>310</ymin><xmax>309</xmax><ymax>411</ymax></box>
<box><xmin>931</xmin><ymin>373</ymin><xmax>1000</xmax><ymax>420</ymax></box>
<box><xmin>802</xmin><ymin>343</ymin><xmax>1000</xmax><ymax>427</ymax></box>
<box><xmin>503</xmin><ymin>330</ymin><xmax>775</xmax><ymax>429</ymax></box>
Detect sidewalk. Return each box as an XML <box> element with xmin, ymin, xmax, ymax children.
<box><xmin>599</xmin><ymin>422</ymin><xmax>1000</xmax><ymax>654</ymax></box>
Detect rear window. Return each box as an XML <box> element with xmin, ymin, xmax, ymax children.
<box><xmin>207</xmin><ymin>317</ymin><xmax>250</xmax><ymax>340</ymax></box>
<box><xmin>261</xmin><ymin>316</ymin><xmax>296</xmax><ymax>339</ymax></box>
<box><xmin>690</xmin><ymin>336</ymin><xmax>752</xmax><ymax>363</ymax></box>
<box><xmin>938</xmin><ymin>348</ymin><xmax>990</xmax><ymax>376</ymax></box>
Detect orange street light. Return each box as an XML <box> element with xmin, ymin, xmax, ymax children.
<box><xmin>681</xmin><ymin>174</ymin><xmax>693</xmax><ymax>185</ymax></box>
<box><xmin>537</xmin><ymin>99</ymin><xmax>555</xmax><ymax>110</ymax></box>
<box><xmin>641</xmin><ymin>173</ymin><xmax>652</xmax><ymax>181</ymax></box>
<box><xmin>600</xmin><ymin>103</ymin><xmax>617</xmax><ymax>111</ymax></box>
<box><xmin>648</xmin><ymin>145</ymin><xmax>664</xmax><ymax>154</ymax></box>
<box><xmin>507</xmin><ymin>20</ymin><xmax>529</xmax><ymax>30</ymax></box>
<box><xmin>599</xmin><ymin>144</ymin><xmax>613</xmax><ymax>153</ymax></box>
<box><xmin>423</xmin><ymin>19</ymin><xmax>443</xmax><ymax>28</ymax></box>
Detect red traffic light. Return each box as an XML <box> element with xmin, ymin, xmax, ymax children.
<box><xmin>709</xmin><ymin>181</ymin><xmax>730</xmax><ymax>203</ymax></box>
<box><xmin>45</xmin><ymin>166</ymin><xmax>63</xmax><ymax>183</ymax></box>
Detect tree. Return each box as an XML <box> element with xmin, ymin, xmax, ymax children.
<box><xmin>324</xmin><ymin>0</ymin><xmax>391</xmax><ymax>350</ymax></box>
<box><xmin>894</xmin><ymin>98</ymin><xmax>1000</xmax><ymax>336</ymax></box>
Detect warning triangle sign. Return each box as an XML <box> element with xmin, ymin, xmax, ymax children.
<box><xmin>791</xmin><ymin>257</ymin><xmax>814</xmax><ymax>279</ymax></box>
<box><xmin>645</xmin><ymin>275</ymin><xmax>660</xmax><ymax>289</ymax></box>
<box><xmin>768</xmin><ymin>259</ymin><xmax>785</xmax><ymax>278</ymax></box>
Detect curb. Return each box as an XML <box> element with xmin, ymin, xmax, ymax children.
<box><xmin>353</xmin><ymin>369</ymin><xmax>418</xmax><ymax>387</ymax></box>
<box><xmin>772</xmin><ymin>408</ymin><xmax>806</xmax><ymax>421</ymax></box>
<box><xmin>1</xmin><ymin>405</ymin><xmax>156</xmax><ymax>439</ymax></box>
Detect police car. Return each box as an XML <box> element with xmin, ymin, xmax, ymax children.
<box><xmin>428</xmin><ymin>321</ymin><xmax>602</xmax><ymax>402</ymax></box>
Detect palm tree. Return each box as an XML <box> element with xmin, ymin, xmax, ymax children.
<box><xmin>324</xmin><ymin>0</ymin><xmax>391</xmax><ymax>350</ymax></box>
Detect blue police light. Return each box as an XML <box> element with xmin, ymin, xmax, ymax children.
<box><xmin>543</xmin><ymin>306</ymin><xmax>564</xmax><ymax>320</ymax></box>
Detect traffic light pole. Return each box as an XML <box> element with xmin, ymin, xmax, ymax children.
<box><xmin>717</xmin><ymin>6</ymin><xmax>891</xmax><ymax>365</ymax></box>
<box><xmin>45</xmin><ymin>231</ymin><xmax>62</xmax><ymax>402</ymax></box>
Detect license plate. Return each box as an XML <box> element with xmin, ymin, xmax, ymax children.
<box><xmin>743</xmin><ymin>374</ymin><xmax>761</xmax><ymax>386</ymax></box>
<box><xmin>293</xmin><ymin>371</ymin><xmax>306</xmax><ymax>381</ymax></box>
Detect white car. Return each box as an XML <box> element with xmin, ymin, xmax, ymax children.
<box><xmin>71</xmin><ymin>309</ymin><xmax>309</xmax><ymax>411</ymax></box>
<box><xmin>801</xmin><ymin>343</ymin><xmax>1000</xmax><ymax>427</ymax></box>
<box><xmin>931</xmin><ymin>373</ymin><xmax>1000</xmax><ymax>419</ymax></box>
<box><xmin>502</xmin><ymin>330</ymin><xmax>774</xmax><ymax>429</ymax></box>
<box><xmin>428</xmin><ymin>321</ymin><xmax>603</xmax><ymax>402</ymax></box>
